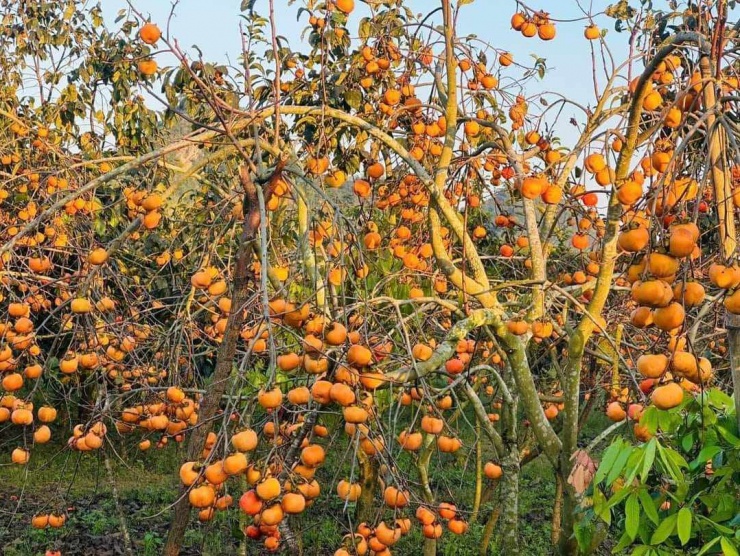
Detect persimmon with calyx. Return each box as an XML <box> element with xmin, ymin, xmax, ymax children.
<box><xmin>139</xmin><ymin>22</ymin><xmax>161</xmax><ymax>44</ymax></box>
<box><xmin>652</xmin><ymin>302</ymin><xmax>685</xmax><ymax>331</ymax></box>
<box><xmin>520</xmin><ymin>176</ymin><xmax>547</xmax><ymax>199</ymax></box>
<box><xmin>232</xmin><ymin>429</ymin><xmax>258</xmax><ymax>452</ymax></box>
<box><xmin>398</xmin><ymin>430</ymin><xmax>423</xmax><ymax>451</ymax></box>
<box><xmin>637</xmin><ymin>354</ymin><xmax>668</xmax><ymax>378</ymax></box>
<box><xmin>300</xmin><ymin>444</ymin><xmax>326</xmax><ymax>467</ymax></box>
<box><xmin>617</xmin><ymin>227</ymin><xmax>649</xmax><ymax>252</ymax></box>
<box><xmin>260</xmin><ymin>504</ymin><xmax>284</xmax><ymax>526</ymax></box>
<box><xmin>256</xmin><ymin>477</ymin><xmax>282</xmax><ymax>501</ymax></box>
<box><xmin>281</xmin><ymin>492</ymin><xmax>306</xmax><ymax>514</ymax></box>
<box><xmin>347</xmin><ymin>344</ymin><xmax>372</xmax><ymax>367</ymax></box>
<box><xmin>258</xmin><ymin>387</ymin><xmax>283</xmax><ymax>409</ymax></box>
<box><xmin>584</xmin><ymin>24</ymin><xmax>600</xmax><ymax>39</ymax></box>
<box><xmin>673</xmin><ymin>281</ymin><xmax>705</xmax><ymax>307</ymax></box>
<box><xmin>538</xmin><ymin>22</ymin><xmax>556</xmax><ymax>41</ymax></box>
<box><xmin>239</xmin><ymin>490</ymin><xmax>263</xmax><ymax>515</ymax></box>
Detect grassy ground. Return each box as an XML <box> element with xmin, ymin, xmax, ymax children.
<box><xmin>0</xmin><ymin>413</ymin><xmax>618</xmax><ymax>555</ymax></box>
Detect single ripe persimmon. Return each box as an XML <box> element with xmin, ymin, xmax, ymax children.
<box><xmin>383</xmin><ymin>486</ymin><xmax>409</xmax><ymax>508</ymax></box>
<box><xmin>335</xmin><ymin>0</ymin><xmax>355</xmax><ymax>14</ymax></box>
<box><xmin>138</xmin><ymin>59</ymin><xmax>158</xmax><ymax>76</ymax></box>
<box><xmin>484</xmin><ymin>461</ymin><xmax>503</xmax><ymax>479</ymax></box>
<box><xmin>258</xmin><ymin>387</ymin><xmax>283</xmax><ymax>409</ymax></box>
<box><xmin>139</xmin><ymin>22</ymin><xmax>162</xmax><ymax>44</ymax></box>
<box><xmin>584</xmin><ymin>24</ymin><xmax>600</xmax><ymax>40</ymax></box>
<box><xmin>651</xmin><ymin>382</ymin><xmax>684</xmax><ymax>410</ymax></box>
<box><xmin>88</xmin><ymin>247</ymin><xmax>108</xmax><ymax>265</ymax></box>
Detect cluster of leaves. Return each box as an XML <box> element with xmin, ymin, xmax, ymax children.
<box><xmin>580</xmin><ymin>389</ymin><xmax>739</xmax><ymax>555</ymax></box>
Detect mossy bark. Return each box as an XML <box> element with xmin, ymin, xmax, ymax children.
<box><xmin>354</xmin><ymin>450</ymin><xmax>379</xmax><ymax>525</ymax></box>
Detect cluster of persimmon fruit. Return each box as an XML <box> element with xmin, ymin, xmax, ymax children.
<box><xmin>331</xmin><ymin>495</ymin><xmax>469</xmax><ymax>556</ymax></box>
<box><xmin>510</xmin><ymin>11</ymin><xmax>557</xmax><ymax>41</ymax></box>
<box><xmin>511</xmin><ymin>9</ymin><xmax>603</xmax><ymax>41</ymax></box>
<box><xmin>117</xmin><ymin>386</ymin><xmax>199</xmax><ymax>450</ymax></box>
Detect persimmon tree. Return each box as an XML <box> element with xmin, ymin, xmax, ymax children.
<box><xmin>1</xmin><ymin>0</ymin><xmax>740</xmax><ymax>555</ymax></box>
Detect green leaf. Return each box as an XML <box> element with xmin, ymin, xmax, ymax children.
<box><xmin>459</xmin><ymin>0</ymin><xmax>475</xmax><ymax>4</ymax></box>
<box><xmin>624</xmin><ymin>449</ymin><xmax>646</xmax><ymax>486</ymax></box>
<box><xmin>574</xmin><ymin>517</ymin><xmax>594</xmax><ymax>551</ymax></box>
<box><xmin>606</xmin><ymin>485</ymin><xmax>632</xmax><ymax>509</ymax></box>
<box><xmin>697</xmin><ymin>515</ymin><xmax>734</xmax><ymax>535</ymax></box>
<box><xmin>607</xmin><ymin>445</ymin><xmax>632</xmax><ymax>486</ymax></box>
<box><xmin>721</xmin><ymin>538</ymin><xmax>739</xmax><ymax>556</ymax></box>
<box><xmin>691</xmin><ymin>445</ymin><xmax>722</xmax><ymax>470</ymax></box>
<box><xmin>657</xmin><ymin>444</ymin><xmax>682</xmax><ymax>482</ymax></box>
<box><xmin>657</xmin><ymin>409</ymin><xmax>680</xmax><ymax>433</ymax></box>
<box><xmin>93</xmin><ymin>217</ymin><xmax>107</xmax><ymax>237</ymax></box>
<box><xmin>358</xmin><ymin>18</ymin><xmax>371</xmax><ymax>39</ymax></box>
<box><xmin>706</xmin><ymin>387</ymin><xmax>734</xmax><ymax>409</ymax></box>
<box><xmin>593</xmin><ymin>487</ymin><xmax>611</xmax><ymax>525</ymax></box>
<box><xmin>595</xmin><ymin>438</ymin><xmax>622</xmax><ymax>484</ymax></box>
<box><xmin>717</xmin><ymin>425</ymin><xmax>740</xmax><ymax>447</ymax></box>
<box><xmin>664</xmin><ymin>447</ymin><xmax>688</xmax><ymax>469</ymax></box>
<box><xmin>641</xmin><ymin>406</ymin><xmax>659</xmax><ymax>434</ymax></box>
<box><xmin>696</xmin><ymin>537</ymin><xmax>721</xmax><ymax>556</ymax></box>
<box><xmin>640</xmin><ymin>438</ymin><xmax>657</xmax><ymax>482</ymax></box>
<box><xmin>344</xmin><ymin>90</ymin><xmax>362</xmax><ymax>110</ymax></box>
<box><xmin>639</xmin><ymin>489</ymin><xmax>659</xmax><ymax>526</ymax></box>
<box><xmin>625</xmin><ymin>493</ymin><xmax>640</xmax><ymax>540</ymax></box>
<box><xmin>677</xmin><ymin>507</ymin><xmax>691</xmax><ymax>545</ymax></box>
<box><xmin>650</xmin><ymin>513</ymin><xmax>676</xmax><ymax>545</ymax></box>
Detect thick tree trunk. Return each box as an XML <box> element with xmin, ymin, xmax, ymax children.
<box><xmin>498</xmin><ymin>362</ymin><xmax>521</xmax><ymax>556</ymax></box>
<box><xmin>355</xmin><ymin>450</ymin><xmax>379</xmax><ymax>525</ymax></box>
<box><xmin>498</xmin><ymin>448</ymin><xmax>520</xmax><ymax>555</ymax></box>
<box><xmin>558</xmin><ymin>484</ymin><xmax>580</xmax><ymax>555</ymax></box>
<box><xmin>558</xmin><ymin>354</ymin><xmax>582</xmax><ymax>556</ymax></box>
<box><xmin>551</xmin><ymin>472</ymin><xmax>564</xmax><ymax>546</ymax></box>
<box><xmin>699</xmin><ymin>45</ymin><xmax>739</xmax><ymax>428</ymax></box>
<box><xmin>164</xmin><ymin>166</ymin><xmax>259</xmax><ymax>556</ymax></box>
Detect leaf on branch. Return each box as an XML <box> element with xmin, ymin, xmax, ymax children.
<box><xmin>241</xmin><ymin>0</ymin><xmax>257</xmax><ymax>12</ymax></box>
<box><xmin>605</xmin><ymin>0</ymin><xmax>636</xmax><ymax>20</ymax></box>
<box><xmin>344</xmin><ymin>90</ymin><xmax>362</xmax><ymax>110</ymax></box>
<box><xmin>677</xmin><ymin>507</ymin><xmax>692</xmax><ymax>545</ymax></box>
